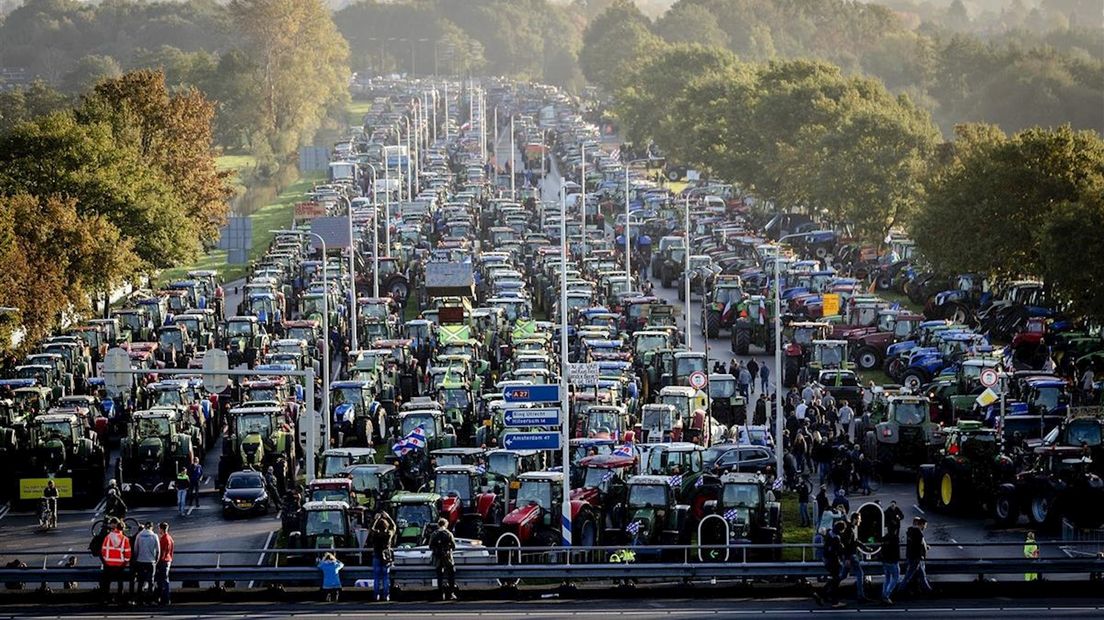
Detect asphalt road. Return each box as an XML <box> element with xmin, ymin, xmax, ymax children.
<box><xmin>5</xmin><ymin>596</ymin><xmax>1104</xmax><ymax>619</ymax></box>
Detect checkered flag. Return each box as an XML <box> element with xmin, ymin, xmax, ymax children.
<box><xmin>772</xmin><ymin>476</ymin><xmax>784</xmax><ymax>491</ymax></box>
<box><xmin>626</xmin><ymin>520</ymin><xmax>642</xmax><ymax>535</ymax></box>
<box><xmin>601</xmin><ymin>470</ymin><xmax>614</xmax><ymax>483</ymax></box>
<box><xmin>667</xmin><ymin>474</ymin><xmax>683</xmax><ymax>487</ymax></box>
<box><xmin>723</xmin><ymin>508</ymin><xmax>739</xmax><ymax>521</ymax></box>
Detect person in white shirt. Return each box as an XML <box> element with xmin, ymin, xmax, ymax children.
<box><xmin>795</xmin><ymin>401</ymin><xmax>808</xmax><ymax>421</ymax></box>
<box><xmin>838</xmin><ymin>401</ymin><xmax>855</xmax><ymax>442</ymax></box>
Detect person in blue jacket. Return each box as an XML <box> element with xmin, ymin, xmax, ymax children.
<box><xmin>318</xmin><ymin>552</ymin><xmax>345</xmax><ymax>602</ymax></box>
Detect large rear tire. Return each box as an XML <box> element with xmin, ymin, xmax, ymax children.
<box><xmin>855</xmin><ymin>346</ymin><xmax>881</xmax><ymax>371</ymax></box>
<box><xmin>733</xmin><ymin>327</ymin><xmax>750</xmax><ymax>355</ymax></box>
<box><xmin>706</xmin><ymin>310</ymin><xmax>720</xmax><ymax>339</ymax></box>
<box><xmin>992</xmin><ymin>490</ymin><xmax>1018</xmax><ymax>527</ymax></box>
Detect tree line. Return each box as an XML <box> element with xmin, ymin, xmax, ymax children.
<box><xmin>581</xmin><ymin>0</ymin><xmax>1103</xmax><ymax>135</ymax></box>
<box><xmin>0</xmin><ymin>0</ymin><xmax>350</xmax><ymax>173</ymax></box>
<box><xmin>0</xmin><ymin>0</ymin><xmax>351</xmax><ymax>348</ymax></box>
<box><xmin>603</xmin><ymin>30</ymin><xmax>1104</xmax><ymax>321</ymax></box>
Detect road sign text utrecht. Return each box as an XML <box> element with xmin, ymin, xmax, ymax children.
<box><xmin>503</xmin><ymin>407</ymin><xmax>561</xmax><ymax>427</ymax></box>
<box><xmin>502</xmin><ymin>384</ymin><xmax>561</xmax><ymax>403</ymax></box>
<box><xmin>502</xmin><ymin>431</ymin><xmax>561</xmax><ymax>450</ymax></box>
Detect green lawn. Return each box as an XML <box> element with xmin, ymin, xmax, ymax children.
<box><xmin>158</xmin><ymin>171</ymin><xmax>325</xmax><ymax>286</ymax></box>
<box><xmin>780</xmin><ymin>492</ymin><xmax>815</xmax><ymax>561</ymax></box>
<box><xmin>215</xmin><ymin>153</ymin><xmax>257</xmax><ymax>174</ymax></box>
<box><xmin>347</xmin><ymin>99</ymin><xmax>373</xmax><ymax>127</ymax></box>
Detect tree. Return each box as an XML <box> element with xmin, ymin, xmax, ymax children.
<box><xmin>77</xmin><ymin>70</ymin><xmax>233</xmax><ymax>248</ymax></box>
<box><xmin>0</xmin><ymin>194</ymin><xmax>136</xmax><ymax>350</ymax></box>
<box><xmin>913</xmin><ymin>124</ymin><xmax>1104</xmax><ymax>283</ymax></box>
<box><xmin>230</xmin><ymin>0</ymin><xmax>350</xmax><ymax>158</ymax></box>
<box><xmin>0</xmin><ymin>112</ymin><xmax>195</xmax><ymax>269</ymax></box>
<box><xmin>579</xmin><ymin>0</ymin><xmax>664</xmax><ymax>91</ymax></box>
<box><xmin>0</xmin><ymin>81</ymin><xmax>69</xmax><ymax>133</ymax></box>
<box><xmin>60</xmin><ymin>54</ymin><xmax>122</xmax><ymax>94</ymax></box>
<box><xmin>655</xmin><ymin>3</ymin><xmax>728</xmax><ymax>48</ymax></box>
<box><xmin>1038</xmin><ymin>191</ymin><xmax>1104</xmax><ymax>322</ymax></box>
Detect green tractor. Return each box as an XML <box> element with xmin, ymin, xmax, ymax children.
<box><xmin>118</xmin><ymin>409</ymin><xmax>196</xmax><ymax>498</ymax></box>
<box><xmin>701</xmin><ymin>276</ymin><xmax>746</xmax><ymax>339</ymax></box>
<box><xmin>916</xmin><ymin>420</ymin><xmax>1014</xmax><ymax>514</ymax></box>
<box><xmin>388</xmin><ymin>491</ymin><xmax>443</xmax><ymax>546</ymax></box>
<box><xmin>732</xmin><ymin>295</ymin><xmax>774</xmax><ymax>355</ymax></box>
<box><xmin>218</xmin><ymin>404</ymin><xmax>297</xmax><ymax>490</ymax></box>
<box><xmin>16</xmin><ymin>412</ymin><xmax>105</xmax><ymax>507</ymax></box>
<box><xmin>863</xmin><ymin>394</ymin><xmax>943</xmax><ymax>474</ymax></box>
<box><xmin>698</xmin><ymin>473</ymin><xmax>783</xmax><ymax>561</ymax></box>
<box><xmin>621</xmin><ymin>475</ymin><xmax>694</xmax><ymax>551</ymax></box>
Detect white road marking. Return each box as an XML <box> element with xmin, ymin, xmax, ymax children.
<box><xmin>0</xmin><ymin>502</ymin><xmax>10</xmax><ymax>521</ymax></box>
<box><xmin>912</xmin><ymin>504</ymin><xmax>925</xmax><ymax>515</ymax></box>
<box><xmin>248</xmin><ymin>529</ymin><xmax>278</xmax><ymax>589</ymax></box>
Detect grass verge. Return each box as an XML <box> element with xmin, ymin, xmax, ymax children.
<box><xmin>159</xmin><ymin>171</ymin><xmax>326</xmax><ymax>286</ymax></box>
<box><xmin>780</xmin><ymin>492</ymin><xmax>815</xmax><ymax>561</ymax></box>
<box><xmin>347</xmin><ymin>99</ymin><xmax>373</xmax><ymax>127</ymax></box>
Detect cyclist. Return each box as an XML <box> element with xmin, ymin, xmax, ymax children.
<box><xmin>41</xmin><ymin>480</ymin><xmax>59</xmax><ymax>529</ymax></box>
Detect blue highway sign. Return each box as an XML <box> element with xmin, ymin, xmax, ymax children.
<box><xmin>503</xmin><ymin>407</ymin><xmax>561</xmax><ymax>427</ymax></box>
<box><xmin>502</xmin><ymin>431</ymin><xmax>561</xmax><ymax>451</ymax></box>
<box><xmin>502</xmin><ymin>384</ymin><xmax>561</xmax><ymax>403</ymax></box>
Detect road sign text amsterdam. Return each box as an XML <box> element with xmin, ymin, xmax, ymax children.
<box><xmin>502</xmin><ymin>431</ymin><xmax>561</xmax><ymax>450</ymax></box>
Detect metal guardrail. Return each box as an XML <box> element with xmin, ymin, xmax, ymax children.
<box><xmin>1</xmin><ymin>541</ymin><xmax>1099</xmax><ymax>586</ymax></box>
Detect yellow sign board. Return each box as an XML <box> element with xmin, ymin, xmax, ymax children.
<box><xmin>822</xmin><ymin>294</ymin><xmax>841</xmax><ymax>317</ymax></box>
<box><xmin>19</xmin><ymin>477</ymin><xmax>73</xmax><ymax>500</ymax></box>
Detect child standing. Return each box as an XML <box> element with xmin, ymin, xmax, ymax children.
<box><xmin>318</xmin><ymin>552</ymin><xmax>344</xmax><ymax>602</ymax></box>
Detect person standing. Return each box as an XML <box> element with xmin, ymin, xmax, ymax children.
<box><xmin>429</xmin><ymin>519</ymin><xmax>457</xmax><ymax>601</ymax></box>
<box><xmin>317</xmin><ymin>552</ymin><xmax>345</xmax><ymax>602</ymax></box>
<box><xmin>880</xmin><ymin>525</ymin><xmax>901</xmax><ymax>605</ymax></box>
<box><xmin>188</xmin><ymin>456</ymin><xmax>203</xmax><ymax>510</ymax></box>
<box><xmin>175</xmin><ymin>468</ymin><xmax>189</xmax><ymax>517</ymax></box>
<box><xmin>838</xmin><ymin>400</ymin><xmax>854</xmax><ymax>441</ymax></box>
<box><xmin>737</xmin><ymin>363</ymin><xmax>752</xmax><ymax>399</ymax></box>
<box><xmin>1024</xmin><ymin>531</ymin><xmax>1039</xmax><ymax>581</ymax></box>
<box><xmin>99</xmin><ymin>519</ymin><xmax>132</xmax><ymax>606</ymax></box>
<box><xmin>815</xmin><ymin>485</ymin><xmax>830</xmax><ymax>524</ymax></box>
<box><xmin>371</xmin><ymin>512</ymin><xmax>396</xmax><ymax>602</ymax></box>
<box><xmin>747</xmin><ymin>359</ymin><xmax>759</xmax><ymax>392</ymax></box>
<box><xmin>898</xmin><ymin>517</ymin><xmax>933</xmax><ymax>597</ymax></box>
<box><xmin>156</xmin><ymin>522</ymin><xmax>174</xmax><ymax>606</ymax></box>
<box><xmin>838</xmin><ymin>512</ymin><xmax>870</xmax><ymax>603</ymax></box>
<box><xmin>760</xmin><ymin>363</ymin><xmax>770</xmax><ymax>393</ymax></box>
<box><xmin>797</xmin><ymin>476</ymin><xmax>812</xmax><ymax>527</ymax></box>
<box><xmin>132</xmin><ymin>522</ymin><xmax>160</xmax><ymax>605</ymax></box>
<box><xmin>815</xmin><ymin>521</ymin><xmax>847</xmax><ymax>608</ymax></box>
<box><xmin>728</xmin><ymin>358</ymin><xmax>739</xmax><ymax>378</ymax></box>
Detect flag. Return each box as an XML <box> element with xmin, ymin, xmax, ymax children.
<box><xmin>771</xmin><ymin>476</ymin><xmax>784</xmax><ymax>491</ymax></box>
<box><xmin>475</xmin><ymin>464</ymin><xmax>486</xmax><ymax>475</ymax></box>
<box><xmin>626</xmin><ymin>520</ymin><xmax>641</xmax><ymax>535</ymax></box>
<box><xmin>391</xmin><ymin>425</ymin><xmax>427</xmax><ymax>456</ymax></box>
<box><xmin>723</xmin><ymin>508</ymin><xmax>739</xmax><ymax>521</ymax></box>
<box><xmin>976</xmin><ymin>388</ymin><xmax>999</xmax><ymax>407</ymax></box>
<box><xmin>613</xmin><ymin>443</ymin><xmax>633</xmax><ymax>458</ymax></box>
<box><xmin>668</xmin><ymin>474</ymin><xmax>683</xmax><ymax>487</ymax></box>
<box><xmin>695</xmin><ymin>477</ymin><xmax>704</xmax><ymax>488</ymax></box>
<box><xmin>601</xmin><ymin>470</ymin><xmax>614</xmax><ymax>483</ymax></box>
<box><xmin>890</xmin><ymin>302</ymin><xmax>901</xmax><ymax>311</ymax></box>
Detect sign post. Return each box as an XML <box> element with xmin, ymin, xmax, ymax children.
<box><xmin>201</xmin><ymin>348</ymin><xmax>230</xmax><ymax>393</ymax></box>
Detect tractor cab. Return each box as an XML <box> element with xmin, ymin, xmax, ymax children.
<box><xmin>809</xmin><ymin>339</ymin><xmax>851</xmax><ymax>371</ymax></box>
<box><xmin>388</xmin><ymin>491</ymin><xmax>443</xmax><ymax>546</ymax></box>
<box><xmin>643</xmin><ymin>442</ymin><xmax>705</xmax><ymax>500</ymax></box>
<box><xmin>658</xmin><ymin>386</ymin><xmax>710</xmax><ymax>443</ymax></box>
<box><xmin>623</xmin><ymin>475</ymin><xmax>690</xmax><ymax>546</ymax></box>
<box><xmin>708</xmin><ymin>373</ymin><xmax>748</xmax><ymax>426</ymax></box>
<box><xmin>640</xmin><ymin>403</ymin><xmax>683</xmax><ymax>443</ymax></box>
<box><xmin>288</xmin><ymin>500</ymin><xmax>358</xmax><ymax>559</ymax></box>
<box><xmin>319</xmin><ymin>447</ymin><xmax>376</xmax><ymax>478</ymax></box>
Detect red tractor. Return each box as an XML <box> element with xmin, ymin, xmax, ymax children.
<box><xmin>495</xmin><ymin>471</ymin><xmax>600</xmax><ymax>555</ymax></box>
<box><xmin>572</xmin><ymin>454</ymin><xmax>635</xmax><ymax>539</ymax></box>
<box><xmin>433</xmin><ymin>464</ymin><xmax>500</xmax><ymax>540</ymax></box>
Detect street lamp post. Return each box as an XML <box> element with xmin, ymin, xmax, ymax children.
<box><xmin>272</xmin><ymin>229</ymin><xmax>331</xmax><ymax>452</ymax></box>
<box><xmin>623</xmin><ymin>159</ymin><xmax>650</xmax><ymax>286</ymax></box>
<box><xmin>580</xmin><ymin>144</ymin><xmax>586</xmax><ymax>260</ymax></box>
<box><xmin>362</xmin><ymin>162</ymin><xmax>381</xmax><ymax>300</ymax></box>
<box><xmin>509</xmin><ymin>115</ymin><xmax>515</xmax><ymax>198</ymax></box>
<box><xmin>341</xmin><ymin>195</ymin><xmax>359</xmax><ymax>353</ymax></box>
<box><xmin>773</xmin><ymin>232</ymin><xmax>805</xmax><ymax>485</ymax></box>
<box><xmin>558</xmin><ymin>184</ymin><xmax>571</xmax><ymax>548</ymax></box>
<box><xmin>684</xmin><ymin>194</ymin><xmax>692</xmax><ymax>350</ymax></box>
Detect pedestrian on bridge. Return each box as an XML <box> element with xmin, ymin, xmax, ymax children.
<box><xmin>1024</xmin><ymin>531</ymin><xmax>1039</xmax><ymax>581</ymax></box>
<box><xmin>132</xmin><ymin>522</ymin><xmax>160</xmax><ymax>605</ymax></box>
<box><xmin>429</xmin><ymin>519</ymin><xmax>457</xmax><ymax>601</ymax></box>
<box><xmin>371</xmin><ymin>511</ymin><xmax>396</xmax><ymax>601</ymax></box>
<box><xmin>318</xmin><ymin>552</ymin><xmax>345</xmax><ymax>602</ymax></box>
<box><xmin>156</xmin><ymin>522</ymin><xmax>174</xmax><ymax>606</ymax></box>
<box><xmin>99</xmin><ymin>519</ymin><xmax>131</xmax><ymax>606</ymax></box>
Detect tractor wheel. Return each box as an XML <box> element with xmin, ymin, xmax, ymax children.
<box><xmin>992</xmin><ymin>490</ymin><xmax>1019</xmax><ymax>527</ymax></box>
<box><xmin>667</xmin><ymin>169</ymin><xmax>682</xmax><ymax>182</ymax></box>
<box><xmin>876</xmin><ymin>275</ymin><xmax>892</xmax><ymax>290</ymax></box>
<box><xmin>733</xmin><ymin>327</ymin><xmax>750</xmax><ymax>355</ymax></box>
<box><xmin>815</xmin><ymin>246</ymin><xmax>829</xmax><ymax>259</ymax></box>
<box><xmin>884</xmin><ymin>357</ymin><xmax>905</xmax><ymax>381</ymax></box>
<box><xmin>855</xmin><ymin>346</ymin><xmax>881</xmax><ymax>371</ymax></box>
<box><xmin>916</xmin><ymin>465</ymin><xmax>935</xmax><ymax>509</ymax></box>
<box><xmin>387</xmin><ymin>277</ymin><xmax>410</xmax><ymax>303</ymax></box>
<box><xmin>946</xmin><ymin>302</ymin><xmax>971</xmax><ymax>325</ymax></box>
<box><xmin>678</xmin><ymin>285</ymin><xmax>685</xmax><ymax>301</ymax></box>
<box><xmin>901</xmin><ymin>369</ymin><xmax>929</xmax><ymax>391</ymax></box>
<box><xmin>705</xmin><ymin>310</ymin><xmax>720</xmax><ymax>339</ymax></box>
<box><xmin>574</xmin><ymin>515</ymin><xmax>598</xmax><ymax>548</ymax></box>
<box><xmin>938</xmin><ymin>471</ymin><xmax>958</xmax><ymax>512</ymax></box>
<box><xmin>354</xmin><ymin>417</ymin><xmax>371</xmax><ymax>447</ymax></box>
<box><xmin>1028</xmin><ymin>492</ymin><xmax>1057</xmax><ymax>529</ymax></box>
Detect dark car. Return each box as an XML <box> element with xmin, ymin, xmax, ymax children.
<box><xmin>703</xmin><ymin>443</ymin><xmax>775</xmax><ymax>475</ymax></box>
<box><xmin>222</xmin><ymin>470</ymin><xmax>271</xmax><ymax>518</ymax></box>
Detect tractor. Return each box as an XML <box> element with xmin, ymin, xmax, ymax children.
<box><xmin>330</xmin><ymin>380</ymin><xmax>385</xmax><ymax>446</ymax></box>
<box><xmin>916</xmin><ymin>421</ymin><xmax>1015</xmax><ymax>515</ymax></box>
<box><xmin>990</xmin><ymin>445</ymin><xmax>1104</xmax><ymax>531</ymax></box>
<box><xmin>495</xmin><ymin>471</ymin><xmax>600</xmax><ymax>555</ymax></box>
<box><xmin>15</xmin><ymin>412</ymin><xmax>105</xmax><ymax>507</ymax></box>
<box><xmin>222</xmin><ymin>316</ymin><xmax>270</xmax><ymax>369</ymax></box>
<box><xmin>218</xmin><ymin>404</ymin><xmax>297</xmax><ymax>492</ymax></box>
<box><xmin>698</xmin><ymin>473</ymin><xmax>783</xmax><ymax>561</ymax></box>
<box><xmin>573</xmin><ymin>453</ymin><xmax>634</xmax><ymax>539</ymax></box>
<box><xmin>732</xmin><ymin>295</ymin><xmax>774</xmax><ymax>355</ymax></box>
<box><xmin>284</xmin><ymin>500</ymin><xmax>365</xmax><ymax>564</ymax></box>
<box><xmin>701</xmin><ymin>276</ymin><xmax>746</xmax><ymax>338</ymax></box>
<box><xmin>864</xmin><ymin>394</ymin><xmax>944</xmax><ymax>474</ymax></box>
<box><xmin>118</xmin><ymin>409</ymin><xmax>196</xmax><ymax>498</ymax></box>
<box><xmin>433</xmin><ymin>464</ymin><xmax>499</xmax><ymax>540</ymax></box>
<box><xmin>388</xmin><ymin>491</ymin><xmax>444</xmax><ymax>546</ymax></box>
<box><xmin>619</xmin><ymin>475</ymin><xmax>694</xmax><ymax>553</ymax></box>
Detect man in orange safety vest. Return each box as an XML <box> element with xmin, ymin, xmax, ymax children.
<box><xmin>100</xmin><ymin>518</ymin><xmax>132</xmax><ymax>605</ymax></box>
